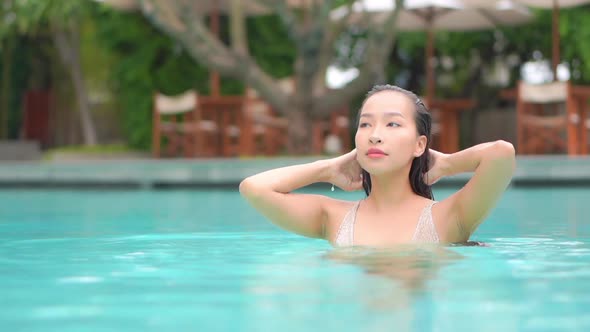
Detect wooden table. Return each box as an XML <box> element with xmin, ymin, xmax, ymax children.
<box><xmin>429</xmin><ymin>98</ymin><xmax>474</xmax><ymax>153</ymax></box>
<box><xmin>199</xmin><ymin>95</ymin><xmax>286</xmax><ymax>157</ymax></box>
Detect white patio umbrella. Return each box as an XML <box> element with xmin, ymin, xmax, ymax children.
<box><xmin>331</xmin><ymin>0</ymin><xmax>532</xmax><ymax>104</ymax></box>
<box><xmin>510</xmin><ymin>0</ymin><xmax>590</xmax><ymax>78</ymax></box>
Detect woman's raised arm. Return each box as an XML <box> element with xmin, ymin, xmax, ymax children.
<box><xmin>425</xmin><ymin>141</ymin><xmax>516</xmax><ymax>238</ymax></box>
<box><xmin>239</xmin><ymin>150</ymin><xmax>362</xmax><ymax>238</ymax></box>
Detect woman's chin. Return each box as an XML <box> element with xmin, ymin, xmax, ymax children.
<box><xmin>361</xmin><ymin>165</ymin><xmax>393</xmax><ymax>176</ymax></box>
<box><xmin>360</xmin><ymin>161</ymin><xmax>406</xmax><ymax>176</ymax></box>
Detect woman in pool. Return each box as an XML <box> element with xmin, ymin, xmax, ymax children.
<box><xmin>240</xmin><ymin>85</ymin><xmax>515</xmax><ymax>247</ymax></box>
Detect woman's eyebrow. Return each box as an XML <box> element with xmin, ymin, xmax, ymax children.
<box><xmin>384</xmin><ymin>111</ymin><xmax>405</xmax><ymax>118</ymax></box>
<box><xmin>360</xmin><ymin>111</ymin><xmax>405</xmax><ymax>118</ymax></box>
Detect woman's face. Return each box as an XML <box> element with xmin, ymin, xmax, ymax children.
<box><xmin>355</xmin><ymin>91</ymin><xmax>426</xmax><ymax>175</ymax></box>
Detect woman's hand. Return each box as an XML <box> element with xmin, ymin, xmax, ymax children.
<box><xmin>328</xmin><ymin>149</ymin><xmax>363</xmax><ymax>191</ymax></box>
<box><xmin>424</xmin><ymin>149</ymin><xmax>450</xmax><ymax>186</ymax></box>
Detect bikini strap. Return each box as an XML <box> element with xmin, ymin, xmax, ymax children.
<box><xmin>335</xmin><ymin>201</ymin><xmax>361</xmax><ymax>247</ymax></box>
<box><xmin>412</xmin><ymin>201</ymin><xmax>440</xmax><ymax>243</ymax></box>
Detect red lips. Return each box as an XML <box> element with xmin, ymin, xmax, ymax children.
<box><xmin>367</xmin><ymin>148</ymin><xmax>387</xmax><ymax>157</ymax></box>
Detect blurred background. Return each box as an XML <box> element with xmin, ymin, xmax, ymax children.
<box><xmin>0</xmin><ymin>0</ymin><xmax>589</xmax><ymax>161</ymax></box>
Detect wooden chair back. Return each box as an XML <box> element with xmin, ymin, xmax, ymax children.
<box><xmin>153</xmin><ymin>90</ymin><xmax>220</xmax><ymax>158</ymax></box>
<box><xmin>516</xmin><ymin>81</ymin><xmax>570</xmax><ymax>154</ymax></box>
<box><xmin>152</xmin><ymin>90</ymin><xmax>199</xmax><ymax>158</ymax></box>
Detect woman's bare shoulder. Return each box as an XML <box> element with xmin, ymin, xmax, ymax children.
<box><xmin>322</xmin><ymin>197</ymin><xmax>359</xmax><ymax>214</ymax></box>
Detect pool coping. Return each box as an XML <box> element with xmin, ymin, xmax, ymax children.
<box><xmin>0</xmin><ymin>156</ymin><xmax>589</xmax><ymax>189</ymax></box>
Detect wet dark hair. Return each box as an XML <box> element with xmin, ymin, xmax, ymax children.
<box><xmin>357</xmin><ymin>84</ymin><xmax>433</xmax><ymax>200</ymax></box>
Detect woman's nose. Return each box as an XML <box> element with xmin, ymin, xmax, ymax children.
<box><xmin>369</xmin><ymin>135</ymin><xmax>382</xmax><ymax>144</ymax></box>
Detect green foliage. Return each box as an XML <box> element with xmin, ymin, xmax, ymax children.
<box><xmin>0</xmin><ymin>0</ymin><xmax>91</xmax><ymax>37</ymax></box>
<box><xmin>0</xmin><ymin>0</ymin><xmax>102</xmax><ymax>141</ymax></box>
<box><xmin>6</xmin><ymin>40</ymin><xmax>30</xmax><ymax>138</ymax></box>
<box><xmin>247</xmin><ymin>15</ymin><xmax>295</xmax><ymax>78</ymax></box>
<box><xmin>93</xmin><ymin>7</ymin><xmax>210</xmax><ymax>149</ymax></box>
<box><xmin>0</xmin><ymin>36</ymin><xmax>28</xmax><ymax>139</ymax></box>
<box><xmin>93</xmin><ymin>7</ymin><xmax>296</xmax><ymax>150</ymax></box>
<box><xmin>559</xmin><ymin>6</ymin><xmax>590</xmax><ymax>83</ymax></box>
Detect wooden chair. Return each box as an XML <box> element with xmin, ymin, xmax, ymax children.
<box><xmin>200</xmin><ymin>96</ymin><xmax>245</xmax><ymax>157</ymax></box>
<box><xmin>516</xmin><ymin>81</ymin><xmax>571</xmax><ymax>154</ymax></box>
<box><xmin>242</xmin><ymin>88</ymin><xmax>288</xmax><ymax>156</ymax></box>
<box><xmin>152</xmin><ymin>90</ymin><xmax>218</xmax><ymax>158</ymax></box>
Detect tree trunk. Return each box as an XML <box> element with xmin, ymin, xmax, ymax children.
<box><xmin>230</xmin><ymin>0</ymin><xmax>248</xmax><ymax>56</ymax></box>
<box><xmin>52</xmin><ymin>26</ymin><xmax>97</xmax><ymax>146</ymax></box>
<box><xmin>285</xmin><ymin>104</ymin><xmax>312</xmax><ymax>154</ymax></box>
<box><xmin>69</xmin><ymin>51</ymin><xmax>97</xmax><ymax>146</ymax></box>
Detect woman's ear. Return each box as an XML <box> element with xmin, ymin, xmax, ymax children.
<box><xmin>414</xmin><ymin>135</ymin><xmax>427</xmax><ymax>157</ymax></box>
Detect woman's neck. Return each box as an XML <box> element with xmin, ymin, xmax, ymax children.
<box><xmin>366</xmin><ymin>169</ymin><xmax>416</xmax><ymax>212</ymax></box>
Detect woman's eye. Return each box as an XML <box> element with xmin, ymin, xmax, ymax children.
<box><xmin>359</xmin><ymin>122</ymin><xmax>370</xmax><ymax>128</ymax></box>
<box><xmin>387</xmin><ymin>122</ymin><xmax>401</xmax><ymax>127</ymax></box>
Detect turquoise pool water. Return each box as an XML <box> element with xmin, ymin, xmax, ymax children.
<box><xmin>1</xmin><ymin>188</ymin><xmax>590</xmax><ymax>331</ymax></box>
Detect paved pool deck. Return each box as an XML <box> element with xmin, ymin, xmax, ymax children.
<box><xmin>0</xmin><ymin>156</ymin><xmax>589</xmax><ymax>189</ymax></box>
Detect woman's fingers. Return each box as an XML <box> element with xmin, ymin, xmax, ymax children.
<box><xmin>333</xmin><ymin>174</ymin><xmax>362</xmax><ymax>192</ymax></box>
<box><xmin>347</xmin><ymin>173</ymin><xmax>363</xmax><ymax>191</ymax></box>
<box><xmin>342</xmin><ymin>181</ymin><xmax>362</xmax><ymax>192</ymax></box>
<box><xmin>330</xmin><ymin>149</ymin><xmax>362</xmax><ymax>191</ymax></box>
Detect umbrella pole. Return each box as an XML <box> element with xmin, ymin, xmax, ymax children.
<box><xmin>425</xmin><ymin>26</ymin><xmax>435</xmax><ymax>106</ymax></box>
<box><xmin>210</xmin><ymin>4</ymin><xmax>221</xmax><ymax>97</ymax></box>
<box><xmin>552</xmin><ymin>0</ymin><xmax>560</xmax><ymax>80</ymax></box>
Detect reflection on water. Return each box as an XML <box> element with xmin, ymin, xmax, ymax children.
<box><xmin>241</xmin><ymin>243</ymin><xmax>469</xmax><ymax>331</ymax></box>
<box><xmin>321</xmin><ymin>245</ymin><xmax>465</xmax><ymax>331</ymax></box>
<box><xmin>325</xmin><ymin>245</ymin><xmax>463</xmax><ymax>292</ymax></box>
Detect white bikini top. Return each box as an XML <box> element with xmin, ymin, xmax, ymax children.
<box><xmin>334</xmin><ymin>200</ymin><xmax>440</xmax><ymax>247</ymax></box>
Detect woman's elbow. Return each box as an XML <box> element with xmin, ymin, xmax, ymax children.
<box><xmin>239</xmin><ymin>177</ymin><xmax>267</xmax><ymax>200</ymax></box>
<box><xmin>494</xmin><ymin>140</ymin><xmax>515</xmax><ymax>157</ymax></box>
<box><xmin>491</xmin><ymin>140</ymin><xmax>516</xmax><ymax>170</ymax></box>
<box><xmin>239</xmin><ymin>177</ymin><xmax>255</xmax><ymax>197</ymax></box>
